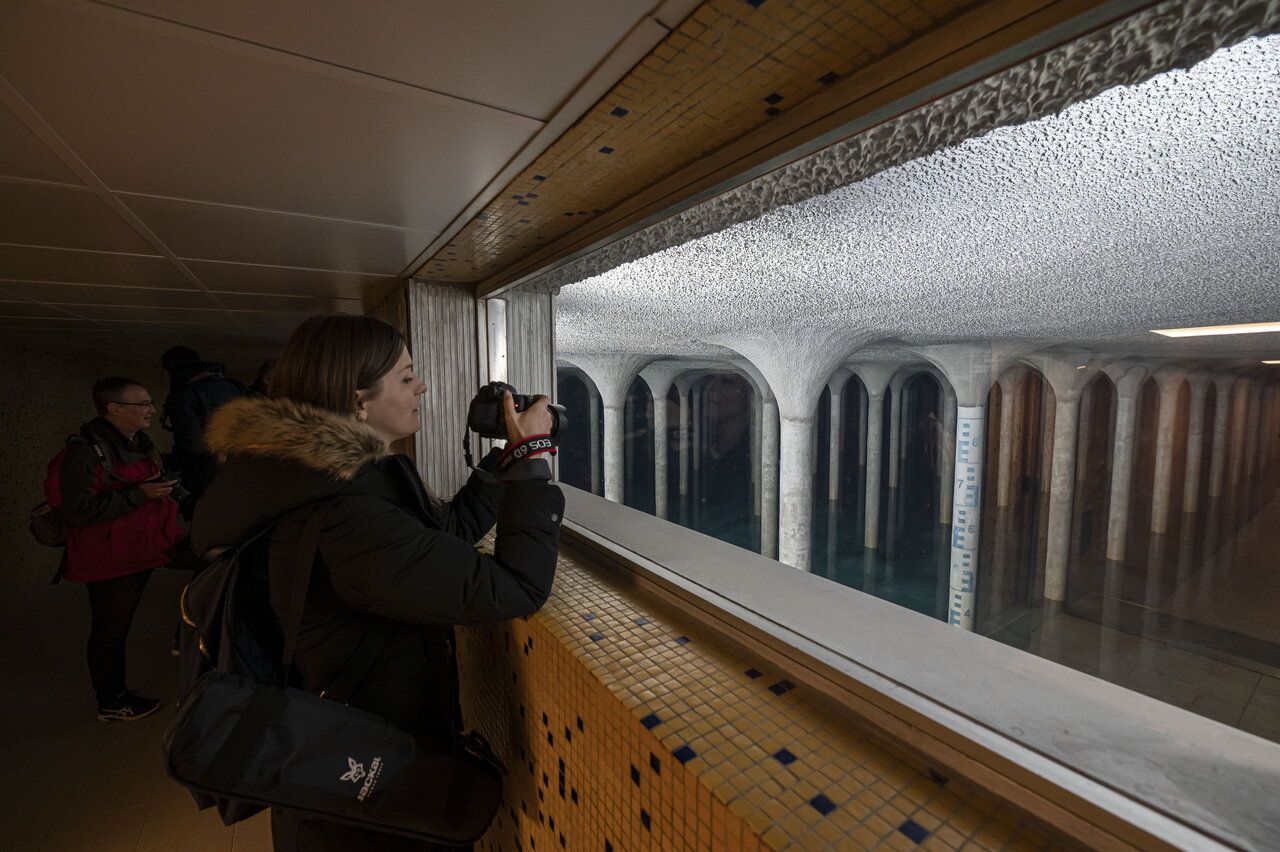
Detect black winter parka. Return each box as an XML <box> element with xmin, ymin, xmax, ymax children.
<box><xmin>191</xmin><ymin>397</ymin><xmax>564</xmax><ymax>751</ymax></box>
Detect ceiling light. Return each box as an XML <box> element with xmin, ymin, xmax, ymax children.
<box><xmin>1264</xmin><ymin>360</ymin><xmax>1280</xmax><ymax>365</ymax></box>
<box><xmin>1151</xmin><ymin>322</ymin><xmax>1280</xmax><ymax>337</ymax></box>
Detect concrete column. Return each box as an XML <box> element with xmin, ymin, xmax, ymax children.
<box><xmin>652</xmin><ymin>390</ymin><xmax>668</xmax><ymax>519</ymax></box>
<box><xmin>939</xmin><ymin>383</ymin><xmax>957</xmax><ymax>525</ymax></box>
<box><xmin>1022</xmin><ymin>353</ymin><xmax>1095</xmax><ymax>604</ymax></box>
<box><xmin>1104</xmin><ymin>364</ymin><xmax>1150</xmax><ymax>562</ymax></box>
<box><xmin>1150</xmin><ymin>369</ymin><xmax>1187</xmax><ymax>535</ymax></box>
<box><xmin>751</xmin><ymin>394</ymin><xmax>762</xmax><ymax>518</ymax></box>
<box><xmin>948</xmin><ymin>405</ymin><xmax>987</xmax><ymax>628</ymax></box>
<box><xmin>995</xmin><ymin>369</ymin><xmax>1024</xmax><ymax>508</ymax></box>
<box><xmin>761</xmin><ymin>398</ymin><xmax>779</xmax><ymax>559</ymax></box>
<box><xmin>887</xmin><ymin>373</ymin><xmax>906</xmax><ymax>490</ymax></box>
<box><xmin>779</xmin><ymin>415</ymin><xmax>817</xmax><ymax>570</ymax></box>
<box><xmin>1076</xmin><ymin>382</ymin><xmax>1094</xmax><ymax>483</ymax></box>
<box><xmin>588</xmin><ymin>390</ymin><xmax>601</xmax><ymax>495</ymax></box>
<box><xmin>1208</xmin><ymin>375</ymin><xmax>1235</xmax><ymax>498</ymax></box>
<box><xmin>567</xmin><ymin>353</ymin><xmax>650</xmax><ymax>504</ymax></box>
<box><xmin>1043</xmin><ymin>393</ymin><xmax>1080</xmax><ymax>601</ymax></box>
<box><xmin>827</xmin><ymin>370</ymin><xmax>851</xmax><ymax>502</ymax></box>
<box><xmin>603</xmin><ymin>404</ymin><xmax>624</xmax><ymax>503</ymax></box>
<box><xmin>677</xmin><ymin>382</ymin><xmax>691</xmax><ymax>504</ymax></box>
<box><xmin>1228</xmin><ymin>378</ymin><xmax>1250</xmax><ymax>491</ymax></box>
<box><xmin>1181</xmin><ymin>373</ymin><xmax>1211</xmax><ymax>514</ymax></box>
<box><xmin>863</xmin><ymin>390</ymin><xmax>885</xmax><ymax>551</ymax></box>
<box><xmin>912</xmin><ymin>343</ymin><xmax>998</xmax><ymax>631</ymax></box>
<box><xmin>858</xmin><ymin>382</ymin><xmax>869</xmax><ymax>469</ymax></box>
<box><xmin>1243</xmin><ymin>379</ymin><xmax>1263</xmax><ymax>513</ymax></box>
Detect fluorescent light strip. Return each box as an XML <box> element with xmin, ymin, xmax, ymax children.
<box><xmin>1152</xmin><ymin>322</ymin><xmax>1280</xmax><ymax>337</ymax></box>
<box><xmin>1264</xmin><ymin>360</ymin><xmax>1280</xmax><ymax>365</ymax></box>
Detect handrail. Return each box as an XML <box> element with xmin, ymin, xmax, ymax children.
<box><xmin>559</xmin><ymin>485</ymin><xmax>1280</xmax><ymax>851</ymax></box>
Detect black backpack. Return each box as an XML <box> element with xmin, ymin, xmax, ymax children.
<box><xmin>164</xmin><ymin>504</ymin><xmax>506</xmax><ymax>843</ymax></box>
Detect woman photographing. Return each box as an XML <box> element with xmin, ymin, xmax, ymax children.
<box><xmin>192</xmin><ymin>314</ymin><xmax>563</xmax><ymax>851</ymax></box>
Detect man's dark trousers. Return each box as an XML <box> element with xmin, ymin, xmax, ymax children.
<box><xmin>85</xmin><ymin>569</ymin><xmax>154</xmax><ymax>701</ymax></box>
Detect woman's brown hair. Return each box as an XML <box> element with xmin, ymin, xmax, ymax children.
<box><xmin>271</xmin><ymin>315</ymin><xmax>405</xmax><ymax>414</ymax></box>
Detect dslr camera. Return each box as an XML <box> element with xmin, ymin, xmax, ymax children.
<box><xmin>148</xmin><ymin>470</ymin><xmax>192</xmax><ymax>502</ymax></box>
<box><xmin>467</xmin><ymin>381</ymin><xmax>566</xmax><ymax>440</ymax></box>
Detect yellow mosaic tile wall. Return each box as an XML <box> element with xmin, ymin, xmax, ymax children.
<box><xmin>457</xmin><ymin>545</ymin><xmax>1076</xmax><ymax>850</ymax></box>
<box><xmin>417</xmin><ymin>0</ymin><xmax>974</xmax><ymax>283</ymax></box>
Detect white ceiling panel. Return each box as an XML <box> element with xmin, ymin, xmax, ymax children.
<box><xmin>183</xmin><ymin>260</ymin><xmax>393</xmax><ymax>300</ymax></box>
<box><xmin>121</xmin><ymin>195</ymin><xmax>435</xmax><ymax>275</ymax></box>
<box><xmin>0</xmin><ymin>300</ymin><xmax>76</xmax><ymax>318</ymax></box>
<box><xmin>0</xmin><ymin>102</ymin><xmax>80</xmax><ymax>185</ymax></box>
<box><xmin>0</xmin><ymin>245</ymin><xmax>193</xmax><ymax>288</ymax></box>
<box><xmin>0</xmin><ymin>180</ymin><xmax>155</xmax><ymax>254</ymax></box>
<box><xmin>0</xmin><ymin>281</ymin><xmax>220</xmax><ymax>308</ymax></box>
<box><xmin>106</xmin><ymin>0</ymin><xmax>660</xmax><ymax>120</ymax></box>
<box><xmin>0</xmin><ymin>0</ymin><xmax>543</xmax><ymax>230</ymax></box>
<box><xmin>211</xmin><ymin>292</ymin><xmax>359</xmax><ymax>313</ymax></box>
<box><xmin>64</xmin><ymin>303</ymin><xmax>231</xmax><ymax>323</ymax></box>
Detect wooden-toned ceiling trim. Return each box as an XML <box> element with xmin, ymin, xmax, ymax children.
<box><xmin>469</xmin><ymin>0</ymin><xmax>1166</xmax><ymax>298</ymax></box>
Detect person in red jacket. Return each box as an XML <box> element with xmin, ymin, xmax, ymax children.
<box><xmin>50</xmin><ymin>377</ymin><xmax>182</xmax><ymax>720</ymax></box>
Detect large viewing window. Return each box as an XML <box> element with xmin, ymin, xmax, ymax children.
<box><xmin>548</xmin><ymin>32</ymin><xmax>1280</xmax><ymax>746</ymax></box>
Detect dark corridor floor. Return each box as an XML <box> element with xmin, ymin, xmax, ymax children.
<box><xmin>0</xmin><ymin>567</ymin><xmax>270</xmax><ymax>851</ymax></box>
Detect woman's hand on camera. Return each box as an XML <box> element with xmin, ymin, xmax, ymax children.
<box><xmin>504</xmin><ymin>391</ymin><xmax>553</xmax><ymax>443</ymax></box>
<box><xmin>137</xmin><ymin>479</ymin><xmax>177</xmax><ymax>501</ymax></box>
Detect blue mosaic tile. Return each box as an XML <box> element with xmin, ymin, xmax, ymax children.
<box><xmin>605</xmin><ymin>842</ymin><xmax>613</xmax><ymax>852</ymax></box>
<box><xmin>519</xmin><ymin>219</ymin><xmax>531</xmax><ymax>224</ymax></box>
<box><xmin>649</xmin><ymin>753</ymin><xmax>660</xmax><ymax>774</ymax></box>
<box><xmin>744</xmin><ymin>0</ymin><xmax>765</xmax><ymax>7</ymax></box>
<box><xmin>768</xmin><ymin>679</ymin><xmax>796</xmax><ymax>695</ymax></box>
<box><xmin>640</xmin><ymin>809</ymin><xmax>651</xmax><ymax>830</ymax></box>
<box><xmin>610</xmin><ymin>106</ymin><xmax>629</xmax><ymax>117</ymax></box>
<box><xmin>819</xmin><ymin>71</ymin><xmax>839</xmax><ymax>85</ymax></box>
<box><xmin>763</xmin><ymin>92</ymin><xmax>783</xmax><ymax>104</ymax></box>
<box><xmin>582</xmin><ymin>613</ymin><xmax>596</xmax><ymax>620</ymax></box>
<box><xmin>474</xmin><ymin>213</ymin><xmax>488</xmax><ymax>220</ymax></box>
<box><xmin>640</xmin><ymin>713</ymin><xmax>661</xmax><ymax>729</ymax></box>
<box><xmin>673</xmin><ymin>745</ymin><xmax>697</xmax><ymax>764</ymax></box>
<box><xmin>929</xmin><ymin>768</ymin><xmax>950</xmax><ymax>785</ymax></box>
<box><xmin>526</xmin><ymin>192</ymin><xmax>538</xmax><ymax>198</ymax></box>
<box><xmin>511</xmin><ymin>195</ymin><xmax>524</xmax><ymax>200</ymax></box>
<box><xmin>899</xmin><ymin>819</ymin><xmax>929</xmax><ymax>843</ymax></box>
<box><xmin>745</xmin><ymin>668</ymin><xmax>762</xmax><ymax>679</ymax></box>
<box><xmin>630</xmin><ymin>765</ymin><xmax>640</xmax><ymax>785</ymax></box>
<box><xmin>634</xmin><ymin>618</ymin><xmax>649</xmax><ymax>626</ymax></box>
<box><xmin>598</xmin><ymin>146</ymin><xmax>614</xmax><ymax>154</ymax></box>
<box><xmin>674</xmin><ymin>636</ymin><xmax>690</xmax><ymax>645</ymax></box>
<box><xmin>773</xmin><ymin>748</ymin><xmax>797</xmax><ymax>765</ymax></box>
<box><xmin>588</xmin><ymin>633</ymin><xmax>604</xmax><ymax>642</ymax></box>
<box><xmin>809</xmin><ymin>793</ymin><xmax>837</xmax><ymax>816</ymax></box>
<box><xmin>533</xmin><ymin>174</ymin><xmax>546</xmax><ymax>180</ymax></box>
<box><xmin>517</xmin><ymin>200</ymin><xmax>530</xmax><ymax>205</ymax></box>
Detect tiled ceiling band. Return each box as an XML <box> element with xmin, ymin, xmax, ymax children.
<box><xmin>414</xmin><ymin>0</ymin><xmax>972</xmax><ymax>283</ymax></box>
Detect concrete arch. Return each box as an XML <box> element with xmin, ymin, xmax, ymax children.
<box><xmin>556</xmin><ymin>361</ymin><xmax>603</xmax><ymax>495</ymax></box>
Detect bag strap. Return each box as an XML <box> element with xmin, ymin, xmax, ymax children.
<box><xmin>279</xmin><ymin>508</ymin><xmax>329</xmax><ymax>669</ymax></box>
<box><xmin>276</xmin><ymin>503</ymin><xmax>389</xmax><ymax>702</ymax></box>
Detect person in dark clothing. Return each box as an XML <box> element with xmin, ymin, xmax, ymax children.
<box><xmin>192</xmin><ymin>315</ymin><xmax>563</xmax><ymax>852</ymax></box>
<box><xmin>160</xmin><ymin>345</ymin><xmax>243</xmax><ymax>516</ymax></box>
<box><xmin>49</xmin><ymin>377</ymin><xmax>182</xmax><ymax>720</ymax></box>
<box><xmin>245</xmin><ymin>357</ymin><xmax>277</xmax><ymax>397</ymax></box>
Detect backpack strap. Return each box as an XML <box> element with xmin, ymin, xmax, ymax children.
<box><xmin>279</xmin><ymin>508</ymin><xmax>329</xmax><ymax>669</ymax></box>
<box><xmin>276</xmin><ymin>503</ymin><xmax>388</xmax><ymax>704</ymax></box>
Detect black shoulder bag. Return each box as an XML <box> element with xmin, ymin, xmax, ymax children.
<box><xmin>163</xmin><ymin>507</ymin><xmax>506</xmax><ymax>844</ymax></box>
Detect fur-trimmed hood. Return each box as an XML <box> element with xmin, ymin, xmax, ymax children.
<box><xmin>205</xmin><ymin>396</ymin><xmax>389</xmax><ymax>480</ymax></box>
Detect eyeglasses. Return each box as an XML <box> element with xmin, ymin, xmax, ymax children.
<box><xmin>113</xmin><ymin>401</ymin><xmax>156</xmax><ymax>409</ymax></box>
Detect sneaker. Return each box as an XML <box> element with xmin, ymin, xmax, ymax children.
<box><xmin>96</xmin><ymin>691</ymin><xmax>160</xmax><ymax>722</ymax></box>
